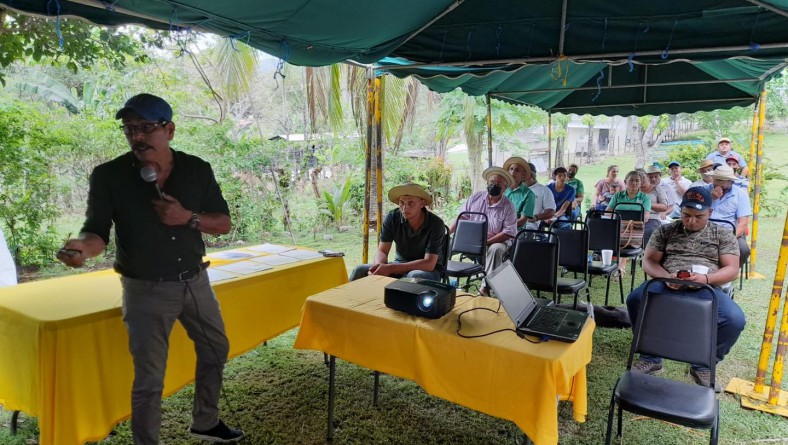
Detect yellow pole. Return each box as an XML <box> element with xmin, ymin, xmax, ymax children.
<box><xmin>375</xmin><ymin>76</ymin><xmax>383</xmax><ymax>240</ymax></box>
<box><xmin>486</xmin><ymin>93</ymin><xmax>493</xmax><ymax>167</ymax></box>
<box><xmin>362</xmin><ymin>70</ymin><xmax>375</xmax><ymax>263</ymax></box>
<box><xmin>750</xmin><ymin>89</ymin><xmax>766</xmax><ymax>275</ymax></box>
<box><xmin>755</xmin><ymin>210</ymin><xmax>788</xmax><ymax>393</ymax></box>
<box><xmin>769</xmin><ymin>283</ymin><xmax>788</xmax><ymax>404</ymax></box>
<box><xmin>747</xmin><ymin>98</ymin><xmax>759</xmax><ymax>194</ymax></box>
<box><xmin>548</xmin><ymin>112</ymin><xmax>553</xmax><ymax>171</ymax></box>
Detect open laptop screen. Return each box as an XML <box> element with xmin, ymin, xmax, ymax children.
<box><xmin>487</xmin><ymin>261</ymin><xmax>538</xmax><ymax>328</ymax></box>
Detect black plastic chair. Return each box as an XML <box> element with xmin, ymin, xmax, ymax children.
<box><xmin>439</xmin><ymin>224</ymin><xmax>451</xmax><ymax>284</ymax></box>
<box><xmin>549</xmin><ymin>221</ymin><xmax>588</xmax><ymax>309</ymax></box>
<box><xmin>446</xmin><ymin>212</ymin><xmax>488</xmax><ymax>292</ymax></box>
<box><xmin>586</xmin><ymin>210</ymin><xmax>625</xmax><ymax>306</ymax></box>
<box><xmin>510</xmin><ymin>229</ymin><xmax>559</xmax><ymax>301</ymax></box>
<box><xmin>612</xmin><ymin>202</ymin><xmax>646</xmax><ymax>292</ymax></box>
<box><xmin>605</xmin><ymin>278</ymin><xmax>719</xmax><ymax>445</ymax></box>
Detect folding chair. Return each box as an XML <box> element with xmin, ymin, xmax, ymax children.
<box><xmin>445</xmin><ymin>212</ymin><xmax>488</xmax><ymax>292</ymax></box>
<box><xmin>613</xmin><ymin>202</ymin><xmax>646</xmax><ymax>292</ymax></box>
<box><xmin>605</xmin><ymin>278</ymin><xmax>719</xmax><ymax>445</ymax></box>
<box><xmin>586</xmin><ymin>210</ymin><xmax>625</xmax><ymax>305</ymax></box>
<box><xmin>549</xmin><ymin>221</ymin><xmax>588</xmax><ymax>309</ymax></box>
<box><xmin>510</xmin><ymin>229</ymin><xmax>559</xmax><ymax>301</ymax></box>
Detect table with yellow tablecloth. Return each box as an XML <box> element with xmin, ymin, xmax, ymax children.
<box><xmin>294</xmin><ymin>275</ymin><xmax>594</xmax><ymax>445</ymax></box>
<box><xmin>0</xmin><ymin>253</ymin><xmax>347</xmax><ymax>445</ymax></box>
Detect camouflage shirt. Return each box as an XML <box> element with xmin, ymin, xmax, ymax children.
<box><xmin>647</xmin><ymin>220</ymin><xmax>739</xmax><ymax>274</ymax></box>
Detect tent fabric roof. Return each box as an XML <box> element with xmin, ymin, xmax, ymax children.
<box><xmin>3</xmin><ymin>0</ymin><xmax>788</xmax><ymax>114</ymax></box>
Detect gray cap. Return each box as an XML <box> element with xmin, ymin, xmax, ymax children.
<box><xmin>115</xmin><ymin>94</ymin><xmax>173</xmax><ymax>122</ymax></box>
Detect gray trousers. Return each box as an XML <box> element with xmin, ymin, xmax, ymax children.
<box><xmin>121</xmin><ymin>270</ymin><xmax>229</xmax><ymax>445</ymax></box>
<box><xmin>483</xmin><ymin>243</ymin><xmax>509</xmax><ymax>286</ymax></box>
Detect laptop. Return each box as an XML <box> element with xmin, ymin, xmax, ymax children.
<box><xmin>487</xmin><ymin>261</ymin><xmax>589</xmax><ymax>342</ymax></box>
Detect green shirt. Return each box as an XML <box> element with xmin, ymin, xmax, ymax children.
<box><xmin>607</xmin><ymin>191</ymin><xmax>652</xmax><ymax>217</ymax></box>
<box><xmin>504</xmin><ymin>182</ymin><xmax>536</xmax><ymax>226</ymax></box>
<box><xmin>566</xmin><ymin>178</ymin><xmax>585</xmax><ymax>197</ymax></box>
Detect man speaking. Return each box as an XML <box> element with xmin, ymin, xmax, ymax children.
<box><xmin>57</xmin><ymin>94</ymin><xmax>243</xmax><ymax>444</ymax></box>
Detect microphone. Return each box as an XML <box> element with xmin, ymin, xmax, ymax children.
<box><xmin>140</xmin><ymin>166</ymin><xmax>164</xmax><ymax>199</ymax></box>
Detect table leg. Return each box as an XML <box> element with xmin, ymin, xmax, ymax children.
<box><xmin>327</xmin><ymin>355</ymin><xmax>336</xmax><ymax>441</ymax></box>
<box><xmin>324</xmin><ymin>352</ymin><xmax>329</xmax><ymax>366</ymax></box>
<box><xmin>10</xmin><ymin>410</ymin><xmax>19</xmax><ymax>435</ymax></box>
<box><xmin>373</xmin><ymin>371</ymin><xmax>380</xmax><ymax>407</ymax></box>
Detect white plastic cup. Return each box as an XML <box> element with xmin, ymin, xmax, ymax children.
<box><xmin>601</xmin><ymin>249</ymin><xmax>614</xmax><ymax>266</ymax></box>
<box><xmin>692</xmin><ymin>264</ymin><xmax>710</xmax><ymax>275</ymax></box>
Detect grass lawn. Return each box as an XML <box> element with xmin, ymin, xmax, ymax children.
<box><xmin>3</xmin><ymin>140</ymin><xmax>788</xmax><ymax>444</ymax></box>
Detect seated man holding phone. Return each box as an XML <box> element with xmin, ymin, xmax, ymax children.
<box><xmin>625</xmin><ymin>187</ymin><xmax>745</xmax><ymax>390</ymax></box>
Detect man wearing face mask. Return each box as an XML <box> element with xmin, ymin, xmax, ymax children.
<box><xmin>705</xmin><ymin>165</ymin><xmax>752</xmax><ymax>265</ymax></box>
<box><xmin>451</xmin><ymin>167</ymin><xmax>517</xmax><ymax>295</ymax></box>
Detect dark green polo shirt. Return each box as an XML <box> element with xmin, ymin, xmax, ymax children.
<box><xmin>380</xmin><ymin>208</ymin><xmax>446</xmax><ymax>272</ymax></box>
<box><xmin>81</xmin><ymin>150</ymin><xmax>230</xmax><ymax>280</ymax></box>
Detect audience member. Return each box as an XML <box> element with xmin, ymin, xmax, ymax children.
<box><xmin>691</xmin><ymin>159</ymin><xmax>715</xmax><ymax>188</ymax></box>
<box><xmin>594</xmin><ymin>165</ymin><xmax>625</xmax><ymax>210</ymax></box>
<box><xmin>350</xmin><ymin>183</ymin><xmax>445</xmax><ymax>281</ymax></box>
<box><xmin>547</xmin><ymin>167</ymin><xmax>576</xmax><ymax>229</ymax></box>
<box><xmin>522</xmin><ymin>162</ymin><xmax>556</xmax><ymax>230</ymax></box>
<box><xmin>641</xmin><ymin>165</ymin><xmax>671</xmax><ymax>246</ymax></box>
<box><xmin>503</xmin><ymin>157</ymin><xmax>536</xmax><ymax>228</ymax></box>
<box><xmin>566</xmin><ymin>163</ymin><xmax>585</xmax><ymax>221</ymax></box>
<box><xmin>627</xmin><ymin>187</ymin><xmax>745</xmax><ymax>390</ymax></box>
<box><xmin>451</xmin><ymin>167</ymin><xmax>517</xmax><ymax>295</ymax></box>
<box><xmin>707</xmin><ymin>137</ymin><xmax>748</xmax><ymax>177</ymax></box>
<box><xmin>607</xmin><ymin>171</ymin><xmax>652</xmax><ymax>274</ymax></box>
<box><xmin>725</xmin><ymin>156</ymin><xmax>749</xmax><ymax>189</ymax></box>
<box><xmin>706</xmin><ymin>165</ymin><xmax>752</xmax><ymax>266</ymax></box>
<box><xmin>0</xmin><ymin>227</ymin><xmax>17</xmax><ymax>287</ymax></box>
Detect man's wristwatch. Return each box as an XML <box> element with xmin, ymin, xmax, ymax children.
<box><xmin>187</xmin><ymin>212</ymin><xmax>200</xmax><ymax>230</ymax></box>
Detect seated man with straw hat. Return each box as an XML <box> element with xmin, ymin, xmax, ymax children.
<box><xmin>705</xmin><ymin>165</ymin><xmax>752</xmax><ymax>266</ymax></box>
<box><xmin>349</xmin><ymin>182</ymin><xmax>445</xmax><ymax>281</ymax></box>
<box><xmin>450</xmin><ymin>167</ymin><xmax>517</xmax><ymax>295</ymax></box>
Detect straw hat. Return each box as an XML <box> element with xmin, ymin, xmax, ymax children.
<box><xmin>718</xmin><ymin>137</ymin><xmax>731</xmax><ymax>144</ymax></box>
<box><xmin>645</xmin><ymin>165</ymin><xmax>662</xmax><ymax>174</ymax></box>
<box><xmin>697</xmin><ymin>159</ymin><xmax>714</xmax><ymax>171</ymax></box>
<box><xmin>502</xmin><ymin>156</ymin><xmax>531</xmax><ymax>175</ymax></box>
<box><xmin>482</xmin><ymin>166</ymin><xmax>515</xmax><ymax>188</ymax></box>
<box><xmin>387</xmin><ymin>182</ymin><xmax>433</xmax><ymax>206</ymax></box>
<box><xmin>707</xmin><ymin>165</ymin><xmax>738</xmax><ymax>182</ymax></box>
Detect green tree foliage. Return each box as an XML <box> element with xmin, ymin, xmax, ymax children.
<box><xmin>0</xmin><ymin>10</ymin><xmax>156</xmax><ymax>86</ymax></box>
<box><xmin>318</xmin><ymin>178</ymin><xmax>354</xmax><ymax>227</ymax></box>
<box><xmin>0</xmin><ymin>102</ymin><xmax>61</xmax><ymax>266</ymax></box>
<box><xmin>662</xmin><ymin>144</ymin><xmax>711</xmax><ymax>182</ymax></box>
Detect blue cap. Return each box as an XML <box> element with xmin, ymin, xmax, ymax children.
<box><xmin>680</xmin><ymin>186</ymin><xmax>712</xmax><ymax>210</ymax></box>
<box><xmin>668</xmin><ymin>160</ymin><xmax>681</xmax><ymax>167</ymax></box>
<box><xmin>115</xmin><ymin>94</ymin><xmax>173</xmax><ymax>122</ymax></box>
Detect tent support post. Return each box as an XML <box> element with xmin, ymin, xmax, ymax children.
<box><xmin>751</xmin><ymin>89</ymin><xmax>767</xmax><ymax>276</ymax></box>
<box><xmin>375</xmin><ymin>76</ymin><xmax>384</xmax><ymax>239</ymax></box>
<box><xmin>558</xmin><ymin>0</ymin><xmax>568</xmax><ymax>55</ymax></box>
<box><xmin>548</xmin><ymin>112</ymin><xmax>553</xmax><ymax>172</ymax></box>
<box><xmin>486</xmin><ymin>93</ymin><xmax>493</xmax><ymax>167</ymax></box>
<box><xmin>362</xmin><ymin>68</ymin><xmax>375</xmax><ymax>263</ymax></box>
<box><xmin>748</xmin><ymin>97</ymin><xmax>760</xmax><ymax>193</ymax></box>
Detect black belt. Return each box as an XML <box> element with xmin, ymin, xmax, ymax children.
<box><xmin>155</xmin><ymin>261</ymin><xmax>210</xmax><ymax>282</ymax></box>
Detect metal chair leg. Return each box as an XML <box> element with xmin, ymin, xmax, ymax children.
<box><xmin>10</xmin><ymin>410</ymin><xmax>20</xmax><ymax>435</ymax></box>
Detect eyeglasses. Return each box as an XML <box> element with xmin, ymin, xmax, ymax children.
<box><xmin>120</xmin><ymin>121</ymin><xmax>169</xmax><ymax>135</ymax></box>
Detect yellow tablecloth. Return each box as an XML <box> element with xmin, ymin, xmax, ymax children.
<box><xmin>294</xmin><ymin>276</ymin><xmax>594</xmax><ymax>445</ymax></box>
<box><xmin>0</xmin><ymin>254</ymin><xmax>347</xmax><ymax>445</ymax></box>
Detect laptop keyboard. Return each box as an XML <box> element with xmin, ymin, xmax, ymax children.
<box><xmin>528</xmin><ymin>307</ymin><xmax>568</xmax><ymax>331</ymax></box>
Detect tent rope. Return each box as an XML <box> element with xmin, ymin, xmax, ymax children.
<box><xmin>601</xmin><ymin>18</ymin><xmax>608</xmax><ymax>49</ymax></box>
<box><xmin>495</xmin><ymin>25</ymin><xmax>503</xmax><ymax>56</ymax></box>
<box><xmin>274</xmin><ymin>39</ymin><xmax>289</xmax><ymax>88</ymax></box>
<box><xmin>592</xmin><ymin>67</ymin><xmax>605</xmax><ymax>102</ymax></box>
<box><xmin>229</xmin><ymin>30</ymin><xmax>251</xmax><ymax>51</ymax></box>
<box><xmin>46</xmin><ymin>0</ymin><xmax>64</xmax><ymax>48</ymax></box>
<box><xmin>550</xmin><ymin>55</ymin><xmax>570</xmax><ymax>86</ymax></box>
<box><xmin>465</xmin><ymin>28</ymin><xmax>474</xmax><ymax>61</ymax></box>
<box><xmin>662</xmin><ymin>20</ymin><xmax>678</xmax><ymax>59</ymax></box>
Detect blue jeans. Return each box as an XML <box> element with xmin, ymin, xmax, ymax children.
<box><xmin>626</xmin><ymin>280</ymin><xmax>746</xmax><ymax>369</ymax></box>
<box><xmin>350</xmin><ymin>262</ymin><xmax>442</xmax><ymax>281</ymax></box>
<box><xmin>570</xmin><ymin>205</ymin><xmax>582</xmax><ymax>222</ymax></box>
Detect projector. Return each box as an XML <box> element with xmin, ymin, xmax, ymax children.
<box><xmin>384</xmin><ymin>278</ymin><xmax>456</xmax><ymax>319</ymax></box>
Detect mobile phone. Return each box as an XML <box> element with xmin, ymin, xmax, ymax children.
<box><xmin>57</xmin><ymin>248</ymin><xmax>81</xmax><ymax>257</ymax></box>
<box><xmin>676</xmin><ymin>270</ymin><xmax>691</xmax><ymax>279</ymax></box>
<box><xmin>319</xmin><ymin>250</ymin><xmax>345</xmax><ymax>257</ymax></box>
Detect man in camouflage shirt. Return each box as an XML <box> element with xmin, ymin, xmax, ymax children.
<box><xmin>625</xmin><ymin>187</ymin><xmax>745</xmax><ymax>391</ymax></box>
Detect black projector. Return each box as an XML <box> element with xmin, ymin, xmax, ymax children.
<box><xmin>384</xmin><ymin>278</ymin><xmax>456</xmax><ymax>319</ymax></box>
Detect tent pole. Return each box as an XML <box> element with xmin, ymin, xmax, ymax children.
<box><xmin>486</xmin><ymin>93</ymin><xmax>493</xmax><ymax>167</ymax></box>
<box><xmin>558</xmin><ymin>0</ymin><xmax>568</xmax><ymax>55</ymax></box>
<box><xmin>748</xmin><ymin>96</ymin><xmax>760</xmax><ymax>193</ymax></box>
<box><xmin>362</xmin><ymin>68</ymin><xmax>375</xmax><ymax>263</ymax></box>
<box><xmin>375</xmin><ymin>76</ymin><xmax>384</xmax><ymax>239</ymax></box>
<box><xmin>548</xmin><ymin>113</ymin><xmax>553</xmax><ymax>172</ymax></box>
<box><xmin>755</xmin><ymin>209</ymin><xmax>788</xmax><ymax>394</ymax></box>
<box><xmin>751</xmin><ymin>89</ymin><xmax>767</xmax><ymax>276</ymax></box>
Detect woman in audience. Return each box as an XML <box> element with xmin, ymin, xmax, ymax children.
<box><xmin>593</xmin><ymin>165</ymin><xmax>625</xmax><ymax>210</ymax></box>
<box><xmin>606</xmin><ymin>170</ymin><xmax>652</xmax><ymax>275</ymax></box>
